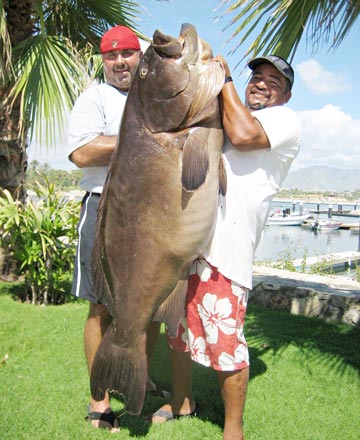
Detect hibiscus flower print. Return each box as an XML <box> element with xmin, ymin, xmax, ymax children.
<box><xmin>197</xmin><ymin>293</ymin><xmax>236</xmax><ymax>344</ymax></box>
<box><xmin>178</xmin><ymin>317</ymin><xmax>189</xmax><ymax>344</ymax></box>
<box><xmin>218</xmin><ymin>342</ymin><xmax>249</xmax><ymax>370</ymax></box>
<box><xmin>190</xmin><ymin>258</ymin><xmax>213</xmax><ymax>281</ymax></box>
<box><xmin>218</xmin><ymin>351</ymin><xmax>236</xmax><ymax>369</ymax></box>
<box><xmin>188</xmin><ymin>328</ymin><xmax>210</xmax><ymax>366</ymax></box>
<box><xmin>231</xmin><ymin>282</ymin><xmax>249</xmax><ymax>306</ymax></box>
<box><xmin>236</xmin><ymin>325</ymin><xmax>247</xmax><ymax>345</ymax></box>
<box><xmin>234</xmin><ymin>343</ymin><xmax>249</xmax><ymax>366</ymax></box>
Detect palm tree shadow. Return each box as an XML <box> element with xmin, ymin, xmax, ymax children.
<box><xmin>246</xmin><ymin>304</ymin><xmax>360</xmax><ymax>375</ymax></box>
<box><xmin>112</xmin><ymin>305</ymin><xmax>360</xmax><ymax>436</ymax></box>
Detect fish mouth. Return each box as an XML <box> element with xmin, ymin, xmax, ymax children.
<box><xmin>152</xmin><ymin>29</ymin><xmax>183</xmax><ymax>58</ymax></box>
<box><xmin>152</xmin><ymin>23</ymin><xmax>198</xmax><ymax>61</ymax></box>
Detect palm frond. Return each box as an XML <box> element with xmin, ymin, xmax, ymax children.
<box><xmin>41</xmin><ymin>0</ymin><xmax>145</xmax><ymax>51</ymax></box>
<box><xmin>9</xmin><ymin>35</ymin><xmax>89</xmax><ymax>147</ymax></box>
<box><xmin>1</xmin><ymin>0</ymin><xmax>149</xmax><ymax>152</ymax></box>
<box><xmin>0</xmin><ymin>0</ymin><xmax>12</xmax><ymax>82</ymax></box>
<box><xmin>217</xmin><ymin>0</ymin><xmax>360</xmax><ymax>67</ymax></box>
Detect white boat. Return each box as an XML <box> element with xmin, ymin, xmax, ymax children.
<box><xmin>266</xmin><ymin>210</ymin><xmax>312</xmax><ymax>226</ymax></box>
<box><xmin>311</xmin><ymin>220</ymin><xmax>342</xmax><ymax>231</ymax></box>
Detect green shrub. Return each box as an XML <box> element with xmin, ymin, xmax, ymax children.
<box><xmin>355</xmin><ymin>264</ymin><xmax>360</xmax><ymax>282</ymax></box>
<box><xmin>0</xmin><ymin>175</ymin><xmax>79</xmax><ymax>304</ymax></box>
<box><xmin>272</xmin><ymin>240</ymin><xmax>299</xmax><ymax>271</ymax></box>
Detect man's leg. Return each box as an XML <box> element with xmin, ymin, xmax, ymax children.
<box><xmin>217</xmin><ymin>367</ymin><xmax>249</xmax><ymax>440</ymax></box>
<box><xmin>84</xmin><ymin>302</ymin><xmax>119</xmax><ymax>431</ymax></box>
<box><xmin>146</xmin><ymin>321</ymin><xmax>161</xmax><ymax>392</ymax></box>
<box><xmin>152</xmin><ymin>348</ymin><xmax>195</xmax><ymax>422</ymax></box>
<box><xmin>85</xmin><ymin>304</ymin><xmax>163</xmax><ymax>429</ymax></box>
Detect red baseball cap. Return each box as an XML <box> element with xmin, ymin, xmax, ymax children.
<box><xmin>100</xmin><ymin>25</ymin><xmax>140</xmax><ymax>53</ymax></box>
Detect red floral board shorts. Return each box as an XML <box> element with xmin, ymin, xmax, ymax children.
<box><xmin>168</xmin><ymin>259</ymin><xmax>249</xmax><ymax>372</ymax></box>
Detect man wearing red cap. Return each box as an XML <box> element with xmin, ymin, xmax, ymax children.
<box><xmin>152</xmin><ymin>54</ymin><xmax>301</xmax><ymax>439</ymax></box>
<box><xmin>68</xmin><ymin>25</ymin><xmax>161</xmax><ymax>432</ymax></box>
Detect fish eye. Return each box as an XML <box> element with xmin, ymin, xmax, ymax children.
<box><xmin>139</xmin><ymin>66</ymin><xmax>148</xmax><ymax>78</ymax></box>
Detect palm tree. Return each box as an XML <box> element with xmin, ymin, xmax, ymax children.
<box><xmin>0</xmin><ymin>0</ymin><xmax>143</xmax><ymax>200</ymax></box>
<box><xmin>217</xmin><ymin>0</ymin><xmax>360</xmax><ymax>67</ymax></box>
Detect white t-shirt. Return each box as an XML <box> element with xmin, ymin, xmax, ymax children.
<box><xmin>67</xmin><ymin>82</ymin><xmax>127</xmax><ymax>193</ymax></box>
<box><xmin>203</xmin><ymin>105</ymin><xmax>301</xmax><ymax>289</ymax></box>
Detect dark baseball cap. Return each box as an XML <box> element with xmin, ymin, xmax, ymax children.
<box><xmin>248</xmin><ymin>55</ymin><xmax>294</xmax><ymax>90</ymax></box>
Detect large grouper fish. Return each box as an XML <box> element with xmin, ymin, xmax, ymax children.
<box><xmin>90</xmin><ymin>23</ymin><xmax>226</xmax><ymax>415</ymax></box>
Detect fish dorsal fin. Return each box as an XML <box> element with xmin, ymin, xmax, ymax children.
<box><xmin>181</xmin><ymin>127</ymin><xmax>209</xmax><ymax>192</ymax></box>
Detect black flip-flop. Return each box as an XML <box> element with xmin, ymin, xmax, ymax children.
<box><xmin>150</xmin><ymin>406</ymin><xmax>198</xmax><ymax>423</ymax></box>
<box><xmin>86</xmin><ymin>407</ymin><xmax>119</xmax><ymax>430</ymax></box>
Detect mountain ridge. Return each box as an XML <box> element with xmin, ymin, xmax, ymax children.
<box><xmin>283</xmin><ymin>166</ymin><xmax>360</xmax><ymax>192</ymax></box>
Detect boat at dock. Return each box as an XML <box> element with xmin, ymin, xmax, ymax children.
<box><xmin>311</xmin><ymin>220</ymin><xmax>343</xmax><ymax>231</ymax></box>
<box><xmin>266</xmin><ymin>209</ymin><xmax>313</xmax><ymax>226</ymax></box>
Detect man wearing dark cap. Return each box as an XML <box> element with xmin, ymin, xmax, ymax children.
<box><xmin>68</xmin><ymin>25</ymin><xmax>162</xmax><ymax>432</ymax></box>
<box><xmin>152</xmin><ymin>54</ymin><xmax>301</xmax><ymax>440</ymax></box>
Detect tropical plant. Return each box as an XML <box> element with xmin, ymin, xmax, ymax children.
<box><xmin>26</xmin><ymin>161</ymin><xmax>82</xmax><ymax>190</ymax></box>
<box><xmin>0</xmin><ymin>0</ymin><xmax>144</xmax><ymax>200</ymax></box>
<box><xmin>217</xmin><ymin>0</ymin><xmax>360</xmax><ymax>66</ymax></box>
<box><xmin>0</xmin><ymin>174</ymin><xmax>80</xmax><ymax>304</ymax></box>
<box><xmin>272</xmin><ymin>240</ymin><xmax>298</xmax><ymax>271</ymax></box>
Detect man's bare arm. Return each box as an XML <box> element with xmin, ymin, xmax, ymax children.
<box><xmin>69</xmin><ymin>135</ymin><xmax>117</xmax><ymax>168</ymax></box>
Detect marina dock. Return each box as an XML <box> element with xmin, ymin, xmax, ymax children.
<box><xmin>293</xmin><ymin>251</ymin><xmax>360</xmax><ymax>272</ymax></box>
<box><xmin>309</xmin><ymin>210</ymin><xmax>360</xmax><ymax>218</ymax></box>
<box><xmin>339</xmin><ymin>223</ymin><xmax>360</xmax><ymax>230</ymax></box>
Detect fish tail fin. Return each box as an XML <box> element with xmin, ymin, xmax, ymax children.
<box><xmin>90</xmin><ymin>328</ymin><xmax>147</xmax><ymax>415</ymax></box>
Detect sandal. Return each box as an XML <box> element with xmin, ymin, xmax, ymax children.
<box><xmin>85</xmin><ymin>406</ymin><xmax>120</xmax><ymax>431</ymax></box>
<box><xmin>150</xmin><ymin>404</ymin><xmax>197</xmax><ymax>423</ymax></box>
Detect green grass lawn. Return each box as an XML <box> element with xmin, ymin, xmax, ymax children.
<box><xmin>1</xmin><ymin>281</ymin><xmax>359</xmax><ymax>440</ymax></box>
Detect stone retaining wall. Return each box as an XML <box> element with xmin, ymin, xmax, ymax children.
<box><xmin>251</xmin><ymin>266</ymin><xmax>360</xmax><ymax>326</ymax></box>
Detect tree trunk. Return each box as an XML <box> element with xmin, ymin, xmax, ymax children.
<box><xmin>0</xmin><ymin>95</ymin><xmax>28</xmax><ymax>202</ymax></box>
<box><xmin>1</xmin><ymin>0</ymin><xmax>35</xmax><ymax>280</ymax></box>
<box><xmin>0</xmin><ymin>0</ymin><xmax>35</xmax><ymax>201</ymax></box>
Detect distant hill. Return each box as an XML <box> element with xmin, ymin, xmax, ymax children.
<box><xmin>283</xmin><ymin>166</ymin><xmax>360</xmax><ymax>192</ymax></box>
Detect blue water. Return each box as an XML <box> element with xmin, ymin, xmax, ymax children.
<box><xmin>255</xmin><ymin>200</ymin><xmax>360</xmax><ymax>262</ymax></box>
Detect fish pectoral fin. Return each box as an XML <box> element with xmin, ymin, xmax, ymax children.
<box><xmin>90</xmin><ymin>327</ymin><xmax>147</xmax><ymax>415</ymax></box>
<box><xmin>153</xmin><ymin>279</ymin><xmax>188</xmax><ymax>337</ymax></box>
<box><xmin>181</xmin><ymin>129</ymin><xmax>209</xmax><ymax>192</ymax></box>
<box><xmin>219</xmin><ymin>155</ymin><xmax>227</xmax><ymax>196</ymax></box>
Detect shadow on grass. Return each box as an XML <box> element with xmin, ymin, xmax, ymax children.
<box><xmin>110</xmin><ymin>330</ymin><xmax>268</xmax><ymax>437</ymax></box>
<box><xmin>118</xmin><ymin>304</ymin><xmax>360</xmax><ymax>436</ymax></box>
<box><xmin>0</xmin><ymin>278</ymin><xmax>83</xmax><ymax>304</ymax></box>
<box><xmin>0</xmin><ymin>280</ymin><xmax>27</xmax><ymax>300</ymax></box>
<box><xmin>246</xmin><ymin>304</ymin><xmax>360</xmax><ymax>375</ymax></box>
<box><xmin>2</xmin><ymin>283</ymin><xmax>359</xmax><ymax>437</ymax></box>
